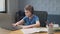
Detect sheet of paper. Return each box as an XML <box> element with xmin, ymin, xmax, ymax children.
<box><xmin>53</xmin><ymin>24</ymin><xmax>59</xmax><ymax>27</ymax></box>
<box><xmin>21</xmin><ymin>28</ymin><xmax>48</xmax><ymax>34</ymax></box>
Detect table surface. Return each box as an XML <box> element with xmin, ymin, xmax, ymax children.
<box><xmin>9</xmin><ymin>30</ymin><xmax>60</xmax><ymax>34</ymax></box>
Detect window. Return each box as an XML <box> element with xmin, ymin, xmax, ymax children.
<box><xmin>0</xmin><ymin>0</ymin><xmax>7</xmax><ymax>13</ymax></box>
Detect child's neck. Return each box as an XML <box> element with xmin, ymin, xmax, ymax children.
<box><xmin>29</xmin><ymin>15</ymin><xmax>33</xmax><ymax>19</ymax></box>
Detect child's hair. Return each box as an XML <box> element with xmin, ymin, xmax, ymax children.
<box><xmin>24</xmin><ymin>5</ymin><xmax>34</xmax><ymax>14</ymax></box>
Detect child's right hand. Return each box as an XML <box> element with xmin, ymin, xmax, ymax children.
<box><xmin>12</xmin><ymin>24</ymin><xmax>17</xmax><ymax>27</ymax></box>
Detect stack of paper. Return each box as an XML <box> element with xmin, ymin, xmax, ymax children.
<box><xmin>21</xmin><ymin>28</ymin><xmax>48</xmax><ymax>34</ymax></box>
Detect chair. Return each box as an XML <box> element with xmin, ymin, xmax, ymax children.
<box><xmin>33</xmin><ymin>11</ymin><xmax>48</xmax><ymax>27</ymax></box>
<box><xmin>15</xmin><ymin>10</ymin><xmax>25</xmax><ymax>22</ymax></box>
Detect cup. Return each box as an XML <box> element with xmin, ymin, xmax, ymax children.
<box><xmin>47</xmin><ymin>23</ymin><xmax>54</xmax><ymax>34</ymax></box>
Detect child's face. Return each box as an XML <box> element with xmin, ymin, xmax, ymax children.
<box><xmin>25</xmin><ymin>10</ymin><xmax>32</xmax><ymax>17</ymax></box>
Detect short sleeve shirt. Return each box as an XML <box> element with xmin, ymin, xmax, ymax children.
<box><xmin>23</xmin><ymin>15</ymin><xmax>39</xmax><ymax>25</ymax></box>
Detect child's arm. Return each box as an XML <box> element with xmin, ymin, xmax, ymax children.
<box><xmin>12</xmin><ymin>19</ymin><xmax>24</xmax><ymax>27</ymax></box>
<box><xmin>22</xmin><ymin>21</ymin><xmax>40</xmax><ymax>29</ymax></box>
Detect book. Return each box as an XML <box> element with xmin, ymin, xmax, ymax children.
<box><xmin>21</xmin><ymin>27</ymin><xmax>48</xmax><ymax>34</ymax></box>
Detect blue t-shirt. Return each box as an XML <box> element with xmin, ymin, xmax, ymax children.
<box><xmin>23</xmin><ymin>15</ymin><xmax>39</xmax><ymax>25</ymax></box>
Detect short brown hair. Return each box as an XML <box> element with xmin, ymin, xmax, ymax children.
<box><xmin>24</xmin><ymin>5</ymin><xmax>34</xmax><ymax>14</ymax></box>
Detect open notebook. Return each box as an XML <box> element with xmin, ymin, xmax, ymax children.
<box><xmin>21</xmin><ymin>28</ymin><xmax>48</xmax><ymax>34</ymax></box>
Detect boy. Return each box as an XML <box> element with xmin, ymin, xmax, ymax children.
<box><xmin>13</xmin><ymin>5</ymin><xmax>40</xmax><ymax>29</ymax></box>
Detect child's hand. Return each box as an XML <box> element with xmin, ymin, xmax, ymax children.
<box><xmin>22</xmin><ymin>26</ymin><xmax>31</xmax><ymax>29</ymax></box>
<box><xmin>22</xmin><ymin>26</ymin><xmax>28</xmax><ymax>29</ymax></box>
<box><xmin>12</xmin><ymin>24</ymin><xmax>17</xmax><ymax>27</ymax></box>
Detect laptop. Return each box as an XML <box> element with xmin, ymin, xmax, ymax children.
<box><xmin>1</xmin><ymin>25</ymin><xmax>22</xmax><ymax>31</ymax></box>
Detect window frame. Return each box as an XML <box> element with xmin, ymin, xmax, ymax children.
<box><xmin>0</xmin><ymin>0</ymin><xmax>7</xmax><ymax>13</ymax></box>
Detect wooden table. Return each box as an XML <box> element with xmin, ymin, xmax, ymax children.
<box><xmin>9</xmin><ymin>30</ymin><xmax>60</xmax><ymax>34</ymax></box>
<box><xmin>0</xmin><ymin>27</ymin><xmax>60</xmax><ymax>34</ymax></box>
<box><xmin>9</xmin><ymin>30</ymin><xmax>23</xmax><ymax>34</ymax></box>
